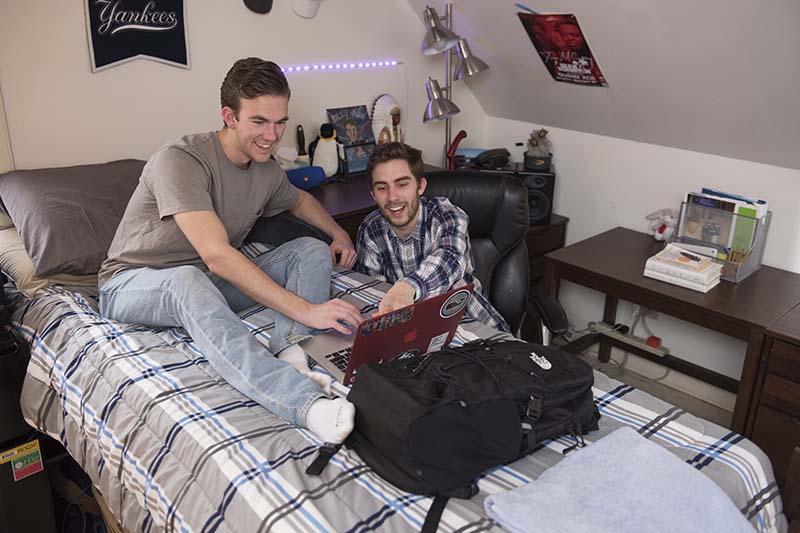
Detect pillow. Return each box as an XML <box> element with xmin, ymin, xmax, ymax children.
<box><xmin>0</xmin><ymin>159</ymin><xmax>145</xmax><ymax>276</ymax></box>
<box><xmin>0</xmin><ymin>227</ymin><xmax>96</xmax><ymax>298</ymax></box>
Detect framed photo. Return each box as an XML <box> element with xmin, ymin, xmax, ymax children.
<box><xmin>344</xmin><ymin>143</ymin><xmax>375</xmax><ymax>174</ymax></box>
<box><xmin>327</xmin><ymin>105</ymin><xmax>376</xmax><ymax>173</ymax></box>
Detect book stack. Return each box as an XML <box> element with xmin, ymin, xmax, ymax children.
<box><xmin>644</xmin><ymin>243</ymin><xmax>723</xmax><ymax>293</ymax></box>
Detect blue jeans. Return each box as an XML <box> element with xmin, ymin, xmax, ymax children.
<box><xmin>99</xmin><ymin>237</ymin><xmax>331</xmax><ymax>426</ymax></box>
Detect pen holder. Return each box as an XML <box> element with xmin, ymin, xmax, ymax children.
<box><xmin>670</xmin><ymin>201</ymin><xmax>771</xmax><ymax>283</ymax></box>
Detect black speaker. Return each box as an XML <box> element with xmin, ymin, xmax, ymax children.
<box><xmin>522</xmin><ymin>172</ymin><xmax>555</xmax><ymax>225</ymax></box>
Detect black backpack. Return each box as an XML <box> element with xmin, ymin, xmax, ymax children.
<box><xmin>307</xmin><ymin>338</ymin><xmax>600</xmax><ymax>532</ymax></box>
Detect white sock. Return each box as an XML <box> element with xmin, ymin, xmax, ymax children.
<box><xmin>277</xmin><ymin>344</ymin><xmax>309</xmax><ymax>370</ymax></box>
<box><xmin>277</xmin><ymin>344</ymin><xmax>332</xmax><ymax>395</ymax></box>
<box><xmin>305</xmin><ymin>398</ymin><xmax>355</xmax><ymax>444</ymax></box>
<box><xmin>301</xmin><ymin>370</ymin><xmax>332</xmax><ymax>396</ymax></box>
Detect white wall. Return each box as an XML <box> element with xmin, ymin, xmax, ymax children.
<box><xmin>0</xmin><ymin>85</ymin><xmax>12</xmax><ymax>173</ymax></box>
<box><xmin>406</xmin><ymin>0</ymin><xmax>800</xmax><ymax>172</ymax></box>
<box><xmin>489</xmin><ymin>116</ymin><xmax>800</xmax><ymax>408</ymax></box>
<box><xmin>0</xmin><ymin>0</ymin><xmax>487</xmax><ymax>169</ymax></box>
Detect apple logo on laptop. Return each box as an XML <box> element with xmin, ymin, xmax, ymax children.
<box><xmin>403</xmin><ymin>328</ymin><xmax>418</xmax><ymax>343</ymax></box>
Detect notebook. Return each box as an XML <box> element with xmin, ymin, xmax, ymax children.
<box><xmin>305</xmin><ymin>284</ymin><xmax>474</xmax><ymax>385</ymax></box>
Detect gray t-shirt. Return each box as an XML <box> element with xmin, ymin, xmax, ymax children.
<box><xmin>98</xmin><ymin>132</ymin><xmax>299</xmax><ymax>287</ymax></box>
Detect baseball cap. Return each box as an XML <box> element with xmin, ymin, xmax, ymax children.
<box><xmin>243</xmin><ymin>0</ymin><xmax>272</xmax><ymax>14</ymax></box>
<box><xmin>291</xmin><ymin>0</ymin><xmax>321</xmax><ymax>18</ymax></box>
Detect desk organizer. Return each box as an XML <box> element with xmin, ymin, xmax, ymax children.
<box><xmin>671</xmin><ymin>201</ymin><xmax>771</xmax><ymax>283</ymax></box>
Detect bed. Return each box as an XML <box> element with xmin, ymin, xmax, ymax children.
<box><xmin>9</xmin><ymin>258</ymin><xmax>787</xmax><ymax>532</ymax></box>
<box><xmin>0</xmin><ymin>160</ymin><xmax>788</xmax><ymax>532</ymax></box>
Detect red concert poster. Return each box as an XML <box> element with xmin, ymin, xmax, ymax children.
<box><xmin>518</xmin><ymin>13</ymin><xmax>608</xmax><ymax>87</ymax></box>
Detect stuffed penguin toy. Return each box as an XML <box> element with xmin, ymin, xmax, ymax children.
<box><xmin>309</xmin><ymin>123</ymin><xmax>343</xmax><ymax>178</ymax></box>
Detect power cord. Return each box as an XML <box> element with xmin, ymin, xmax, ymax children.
<box><xmin>582</xmin><ymin>311</ymin><xmax>673</xmax><ymax>383</ymax></box>
<box><xmin>563</xmin><ymin>324</ymin><xmax>594</xmax><ymax>343</ymax></box>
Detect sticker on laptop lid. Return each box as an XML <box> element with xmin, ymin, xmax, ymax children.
<box><xmin>427</xmin><ymin>332</ymin><xmax>450</xmax><ymax>352</ymax></box>
<box><xmin>395</xmin><ymin>348</ymin><xmax>420</xmax><ymax>360</ymax></box>
<box><xmin>440</xmin><ymin>289</ymin><xmax>471</xmax><ymax>318</ymax></box>
<box><xmin>362</xmin><ymin>307</ymin><xmax>414</xmax><ymax>336</ymax></box>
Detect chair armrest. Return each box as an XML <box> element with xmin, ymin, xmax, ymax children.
<box><xmin>526</xmin><ymin>295</ymin><xmax>569</xmax><ymax>336</ymax></box>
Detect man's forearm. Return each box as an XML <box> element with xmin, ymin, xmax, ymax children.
<box><xmin>291</xmin><ymin>190</ymin><xmax>349</xmax><ymax>240</ymax></box>
<box><xmin>174</xmin><ymin>209</ymin><xmax>318</xmax><ymax>325</ymax></box>
<box><xmin>208</xmin><ymin>245</ymin><xmax>311</xmax><ymax>322</ymax></box>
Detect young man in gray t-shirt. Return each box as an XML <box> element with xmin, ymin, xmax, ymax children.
<box><xmin>98</xmin><ymin>58</ymin><xmax>360</xmax><ymax>444</ymax></box>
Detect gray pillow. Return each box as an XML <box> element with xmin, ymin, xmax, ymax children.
<box><xmin>0</xmin><ymin>159</ymin><xmax>145</xmax><ymax>276</ymax></box>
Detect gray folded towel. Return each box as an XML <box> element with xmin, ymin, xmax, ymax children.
<box><xmin>484</xmin><ymin>426</ymin><xmax>753</xmax><ymax>533</ymax></box>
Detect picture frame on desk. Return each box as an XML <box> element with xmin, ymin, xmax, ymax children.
<box><xmin>344</xmin><ymin>142</ymin><xmax>375</xmax><ymax>174</ymax></box>
<box><xmin>327</xmin><ymin>104</ymin><xmax>376</xmax><ymax>176</ymax></box>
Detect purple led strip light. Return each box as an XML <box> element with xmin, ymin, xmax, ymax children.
<box><xmin>282</xmin><ymin>60</ymin><xmax>399</xmax><ymax>73</ymax></box>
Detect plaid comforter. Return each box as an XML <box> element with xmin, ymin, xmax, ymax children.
<box><xmin>14</xmin><ymin>250</ymin><xmax>786</xmax><ymax>532</ymax></box>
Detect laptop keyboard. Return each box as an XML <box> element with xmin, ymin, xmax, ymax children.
<box><xmin>325</xmin><ymin>347</ymin><xmax>352</xmax><ymax>372</ymax></box>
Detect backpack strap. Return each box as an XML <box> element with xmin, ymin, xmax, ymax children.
<box><xmin>421</xmin><ymin>482</ymin><xmax>479</xmax><ymax>532</ymax></box>
<box><xmin>421</xmin><ymin>495</ymin><xmax>449</xmax><ymax>533</ymax></box>
<box><xmin>305</xmin><ymin>442</ymin><xmax>342</xmax><ymax>476</ymax></box>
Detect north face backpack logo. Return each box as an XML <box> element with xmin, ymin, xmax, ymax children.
<box><xmin>530</xmin><ymin>351</ymin><xmax>552</xmax><ymax>370</ymax></box>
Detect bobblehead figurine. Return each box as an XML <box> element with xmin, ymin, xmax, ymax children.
<box><xmin>371</xmin><ymin>94</ymin><xmax>404</xmax><ymax>145</ymax></box>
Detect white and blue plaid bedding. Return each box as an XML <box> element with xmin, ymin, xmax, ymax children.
<box><xmin>14</xmin><ymin>263</ymin><xmax>786</xmax><ymax>532</ymax></box>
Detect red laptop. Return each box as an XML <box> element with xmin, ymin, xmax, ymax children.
<box><xmin>305</xmin><ymin>284</ymin><xmax>474</xmax><ymax>385</ymax></box>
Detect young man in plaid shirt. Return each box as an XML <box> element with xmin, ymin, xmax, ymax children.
<box><xmin>355</xmin><ymin>142</ymin><xmax>510</xmax><ymax>332</ymax></box>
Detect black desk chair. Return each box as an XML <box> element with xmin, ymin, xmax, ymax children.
<box><xmin>424</xmin><ymin>170</ymin><xmax>567</xmax><ymax>339</ymax></box>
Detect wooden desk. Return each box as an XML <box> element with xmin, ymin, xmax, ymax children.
<box><xmin>544</xmin><ymin>226</ymin><xmax>800</xmax><ymax>433</ymax></box>
<box><xmin>310</xmin><ymin>174</ymin><xmax>375</xmax><ymax>242</ymax></box>
<box><xmin>749</xmin><ymin>304</ymin><xmax>800</xmax><ymax>489</ymax></box>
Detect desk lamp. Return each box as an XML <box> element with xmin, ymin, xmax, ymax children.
<box><xmin>420</xmin><ymin>3</ymin><xmax>490</xmax><ymax>166</ymax></box>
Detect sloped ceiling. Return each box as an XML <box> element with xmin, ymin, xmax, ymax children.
<box><xmin>405</xmin><ymin>0</ymin><xmax>800</xmax><ymax>170</ymax></box>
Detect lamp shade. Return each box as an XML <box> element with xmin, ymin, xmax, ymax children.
<box><xmin>423</xmin><ymin>78</ymin><xmax>460</xmax><ymax>122</ymax></box>
<box><xmin>454</xmin><ymin>39</ymin><xmax>489</xmax><ymax>80</ymax></box>
<box><xmin>420</xmin><ymin>6</ymin><xmax>460</xmax><ymax>56</ymax></box>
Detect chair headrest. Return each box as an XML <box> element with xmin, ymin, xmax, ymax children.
<box><xmin>423</xmin><ymin>170</ymin><xmax>529</xmax><ymax>251</ymax></box>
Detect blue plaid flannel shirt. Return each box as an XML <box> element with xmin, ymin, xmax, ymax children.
<box><xmin>355</xmin><ymin>196</ymin><xmax>510</xmax><ymax>333</ymax></box>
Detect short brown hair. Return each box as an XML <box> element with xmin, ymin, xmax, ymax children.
<box><xmin>366</xmin><ymin>142</ymin><xmax>425</xmax><ymax>185</ymax></box>
<box><xmin>220</xmin><ymin>58</ymin><xmax>290</xmax><ymax>122</ymax></box>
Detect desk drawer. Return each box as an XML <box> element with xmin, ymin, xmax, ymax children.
<box><xmin>760</xmin><ymin>373</ymin><xmax>800</xmax><ymax>417</ymax></box>
<box><xmin>751</xmin><ymin>403</ymin><xmax>800</xmax><ymax>488</ymax></box>
<box><xmin>768</xmin><ymin>339</ymin><xmax>800</xmax><ymax>383</ymax></box>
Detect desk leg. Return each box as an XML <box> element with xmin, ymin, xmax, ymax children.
<box><xmin>599</xmin><ymin>295</ymin><xmax>619</xmax><ymax>363</ymax></box>
<box><xmin>733</xmin><ymin>327</ymin><xmax>766</xmax><ymax>434</ymax></box>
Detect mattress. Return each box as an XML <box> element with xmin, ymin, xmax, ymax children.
<box><xmin>14</xmin><ymin>249</ymin><xmax>786</xmax><ymax>532</ymax></box>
